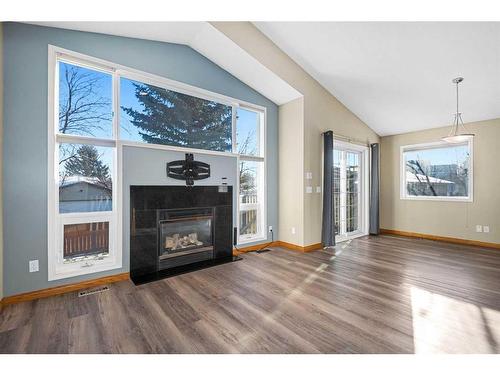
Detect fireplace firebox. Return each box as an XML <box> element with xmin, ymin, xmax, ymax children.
<box><xmin>130</xmin><ymin>186</ymin><xmax>234</xmax><ymax>284</ymax></box>
<box><xmin>158</xmin><ymin>207</ymin><xmax>214</xmax><ymax>269</ymax></box>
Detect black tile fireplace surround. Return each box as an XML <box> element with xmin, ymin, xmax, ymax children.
<box><xmin>130</xmin><ymin>185</ymin><xmax>235</xmax><ymax>284</ymax></box>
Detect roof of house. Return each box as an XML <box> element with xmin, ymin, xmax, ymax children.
<box><xmin>60</xmin><ymin>175</ymin><xmax>102</xmax><ymax>188</ymax></box>
<box><xmin>406</xmin><ymin>171</ymin><xmax>454</xmax><ymax>184</ymax></box>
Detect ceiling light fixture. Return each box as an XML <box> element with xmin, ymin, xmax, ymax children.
<box><xmin>442</xmin><ymin>77</ymin><xmax>474</xmax><ymax>143</ymax></box>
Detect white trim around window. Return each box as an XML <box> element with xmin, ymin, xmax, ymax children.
<box><xmin>236</xmin><ymin>106</ymin><xmax>267</xmax><ymax>244</ymax></box>
<box><xmin>48</xmin><ymin>48</ymin><xmax>122</xmax><ymax>280</ymax></box>
<box><xmin>48</xmin><ymin>45</ymin><xmax>268</xmax><ymax>280</ymax></box>
<box><xmin>400</xmin><ymin>140</ymin><xmax>473</xmax><ymax>202</ymax></box>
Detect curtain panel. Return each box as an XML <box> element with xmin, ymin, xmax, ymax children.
<box><xmin>321</xmin><ymin>131</ymin><xmax>335</xmax><ymax>247</ymax></box>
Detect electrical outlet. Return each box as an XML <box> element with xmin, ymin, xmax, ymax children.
<box><xmin>483</xmin><ymin>226</ymin><xmax>490</xmax><ymax>233</ymax></box>
<box><xmin>268</xmin><ymin>226</ymin><xmax>273</xmax><ymax>232</ymax></box>
<box><xmin>291</xmin><ymin>227</ymin><xmax>296</xmax><ymax>235</ymax></box>
<box><xmin>29</xmin><ymin>259</ymin><xmax>39</xmax><ymax>273</ymax></box>
<box><xmin>476</xmin><ymin>225</ymin><xmax>483</xmax><ymax>233</ymax></box>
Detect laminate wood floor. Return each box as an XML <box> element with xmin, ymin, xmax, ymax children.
<box><xmin>1</xmin><ymin>234</ymin><xmax>500</xmax><ymax>353</ymax></box>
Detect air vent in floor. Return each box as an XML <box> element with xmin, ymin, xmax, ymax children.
<box><xmin>78</xmin><ymin>285</ymin><xmax>110</xmax><ymax>297</ymax></box>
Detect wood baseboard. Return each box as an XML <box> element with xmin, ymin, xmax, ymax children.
<box><xmin>1</xmin><ymin>272</ymin><xmax>130</xmax><ymax>306</ymax></box>
<box><xmin>380</xmin><ymin>229</ymin><xmax>500</xmax><ymax>249</ymax></box>
<box><xmin>276</xmin><ymin>241</ymin><xmax>323</xmax><ymax>252</ymax></box>
<box><xmin>233</xmin><ymin>241</ymin><xmax>279</xmax><ymax>255</ymax></box>
<box><xmin>234</xmin><ymin>240</ymin><xmax>323</xmax><ymax>255</ymax></box>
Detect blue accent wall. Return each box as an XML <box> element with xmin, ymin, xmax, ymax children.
<box><xmin>2</xmin><ymin>22</ymin><xmax>278</xmax><ymax>297</ymax></box>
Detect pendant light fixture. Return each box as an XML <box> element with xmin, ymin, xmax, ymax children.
<box><xmin>442</xmin><ymin>77</ymin><xmax>474</xmax><ymax>143</ymax></box>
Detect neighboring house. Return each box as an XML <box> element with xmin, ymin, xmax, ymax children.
<box><xmin>406</xmin><ymin>171</ymin><xmax>455</xmax><ymax>196</ymax></box>
<box><xmin>59</xmin><ymin>175</ymin><xmax>112</xmax><ymax>213</ymax></box>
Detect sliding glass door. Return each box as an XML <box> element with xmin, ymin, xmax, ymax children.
<box><xmin>333</xmin><ymin>141</ymin><xmax>369</xmax><ymax>241</ymax></box>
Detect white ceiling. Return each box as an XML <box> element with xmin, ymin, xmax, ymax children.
<box><xmin>255</xmin><ymin>22</ymin><xmax>500</xmax><ymax>136</ymax></box>
<box><xmin>29</xmin><ymin>22</ymin><xmax>302</xmax><ymax>105</ymax></box>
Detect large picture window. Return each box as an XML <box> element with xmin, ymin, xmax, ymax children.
<box><xmin>120</xmin><ymin>77</ymin><xmax>233</xmax><ymax>152</ymax></box>
<box><xmin>400</xmin><ymin>140</ymin><xmax>473</xmax><ymax>201</ymax></box>
<box><xmin>49</xmin><ymin>47</ymin><xmax>267</xmax><ymax>279</ymax></box>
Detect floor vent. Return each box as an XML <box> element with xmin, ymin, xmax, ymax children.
<box><xmin>78</xmin><ymin>285</ymin><xmax>110</xmax><ymax>297</ymax></box>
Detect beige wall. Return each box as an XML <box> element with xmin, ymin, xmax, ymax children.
<box><xmin>0</xmin><ymin>23</ymin><xmax>3</xmax><ymax>300</ymax></box>
<box><xmin>302</xmin><ymin>91</ymin><xmax>378</xmax><ymax>245</ymax></box>
<box><xmin>380</xmin><ymin>118</ymin><xmax>500</xmax><ymax>244</ymax></box>
<box><xmin>212</xmin><ymin>22</ymin><xmax>379</xmax><ymax>246</ymax></box>
<box><xmin>278</xmin><ymin>97</ymin><xmax>304</xmax><ymax>245</ymax></box>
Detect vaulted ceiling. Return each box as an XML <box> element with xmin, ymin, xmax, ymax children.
<box><xmin>28</xmin><ymin>22</ymin><xmax>500</xmax><ymax>136</ymax></box>
<box><xmin>28</xmin><ymin>22</ymin><xmax>302</xmax><ymax>105</ymax></box>
<box><xmin>255</xmin><ymin>22</ymin><xmax>500</xmax><ymax>136</ymax></box>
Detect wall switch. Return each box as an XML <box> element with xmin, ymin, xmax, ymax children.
<box><xmin>268</xmin><ymin>226</ymin><xmax>273</xmax><ymax>232</ymax></box>
<box><xmin>483</xmin><ymin>226</ymin><xmax>490</xmax><ymax>233</ymax></box>
<box><xmin>29</xmin><ymin>259</ymin><xmax>39</xmax><ymax>273</ymax></box>
<box><xmin>291</xmin><ymin>227</ymin><xmax>296</xmax><ymax>235</ymax></box>
<box><xmin>316</xmin><ymin>186</ymin><xmax>321</xmax><ymax>193</ymax></box>
<box><xmin>306</xmin><ymin>186</ymin><xmax>313</xmax><ymax>193</ymax></box>
<box><xmin>476</xmin><ymin>225</ymin><xmax>483</xmax><ymax>233</ymax></box>
<box><xmin>305</xmin><ymin>172</ymin><xmax>312</xmax><ymax>180</ymax></box>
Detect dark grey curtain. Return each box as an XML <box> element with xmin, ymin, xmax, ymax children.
<box><xmin>369</xmin><ymin>143</ymin><xmax>380</xmax><ymax>235</ymax></box>
<box><xmin>321</xmin><ymin>131</ymin><xmax>335</xmax><ymax>247</ymax></box>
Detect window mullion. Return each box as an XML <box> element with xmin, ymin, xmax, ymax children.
<box><xmin>56</xmin><ymin>134</ymin><xmax>116</xmax><ymax>147</ymax></box>
<box><xmin>113</xmin><ymin>72</ymin><xmax>120</xmax><ymax>141</ymax></box>
<box><xmin>232</xmin><ymin>105</ymin><xmax>237</xmax><ymax>153</ymax></box>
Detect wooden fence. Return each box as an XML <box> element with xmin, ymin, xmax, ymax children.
<box><xmin>64</xmin><ymin>222</ymin><xmax>109</xmax><ymax>258</ymax></box>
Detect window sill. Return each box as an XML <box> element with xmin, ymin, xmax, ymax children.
<box><xmin>49</xmin><ymin>259</ymin><xmax>122</xmax><ymax>281</ymax></box>
<box><xmin>401</xmin><ymin>196</ymin><xmax>473</xmax><ymax>203</ymax></box>
<box><xmin>238</xmin><ymin>235</ymin><xmax>268</xmax><ymax>246</ymax></box>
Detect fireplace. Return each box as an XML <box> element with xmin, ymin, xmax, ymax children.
<box><xmin>130</xmin><ymin>186</ymin><xmax>234</xmax><ymax>284</ymax></box>
<box><xmin>158</xmin><ymin>207</ymin><xmax>214</xmax><ymax>269</ymax></box>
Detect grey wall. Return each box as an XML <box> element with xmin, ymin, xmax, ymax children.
<box><xmin>2</xmin><ymin>22</ymin><xmax>278</xmax><ymax>297</ymax></box>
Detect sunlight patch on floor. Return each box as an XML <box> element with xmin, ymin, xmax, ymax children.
<box><xmin>410</xmin><ymin>286</ymin><xmax>500</xmax><ymax>353</ymax></box>
<box><xmin>237</xmin><ymin>259</ymin><xmax>330</xmax><ymax>348</ymax></box>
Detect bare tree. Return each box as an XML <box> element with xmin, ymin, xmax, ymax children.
<box><xmin>59</xmin><ymin>65</ymin><xmax>111</xmax><ymax>136</ymax></box>
<box><xmin>58</xmin><ymin>65</ymin><xmax>111</xmax><ymax>190</ymax></box>
<box><xmin>238</xmin><ymin>130</ymin><xmax>258</xmax><ymax>234</ymax></box>
<box><xmin>58</xmin><ymin>65</ymin><xmax>110</xmax><ymax>161</ymax></box>
<box><xmin>452</xmin><ymin>152</ymin><xmax>470</xmax><ymax>194</ymax></box>
<box><xmin>238</xmin><ymin>130</ymin><xmax>258</xmax><ymax>195</ymax></box>
<box><xmin>406</xmin><ymin>159</ymin><xmax>438</xmax><ymax>196</ymax></box>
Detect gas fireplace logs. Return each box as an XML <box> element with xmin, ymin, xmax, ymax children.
<box><xmin>165</xmin><ymin>232</ymin><xmax>203</xmax><ymax>251</ymax></box>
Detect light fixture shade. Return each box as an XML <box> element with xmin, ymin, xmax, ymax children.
<box><xmin>442</xmin><ymin>134</ymin><xmax>474</xmax><ymax>143</ymax></box>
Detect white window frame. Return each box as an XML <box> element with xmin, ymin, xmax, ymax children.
<box><xmin>400</xmin><ymin>140</ymin><xmax>473</xmax><ymax>202</ymax></box>
<box><xmin>48</xmin><ymin>46</ymin><xmax>267</xmax><ymax>280</ymax></box>
<box><xmin>236</xmin><ymin>107</ymin><xmax>266</xmax><ymax>244</ymax></box>
<box><xmin>48</xmin><ymin>50</ymin><xmax>121</xmax><ymax>280</ymax></box>
<box><xmin>333</xmin><ymin>140</ymin><xmax>369</xmax><ymax>243</ymax></box>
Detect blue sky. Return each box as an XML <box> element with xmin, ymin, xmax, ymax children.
<box><xmin>60</xmin><ymin>62</ymin><xmax>259</xmax><ymax>155</ymax></box>
<box><xmin>119</xmin><ymin>77</ymin><xmax>259</xmax><ymax>154</ymax></box>
<box><xmin>405</xmin><ymin>144</ymin><xmax>469</xmax><ymax>166</ymax></box>
<box><xmin>59</xmin><ymin>62</ymin><xmax>113</xmax><ymax>139</ymax></box>
<box><xmin>59</xmin><ymin>62</ymin><xmax>260</xmax><ymax>177</ymax></box>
